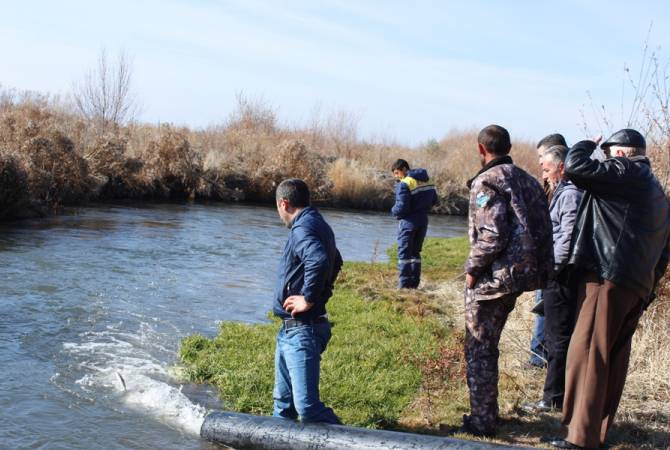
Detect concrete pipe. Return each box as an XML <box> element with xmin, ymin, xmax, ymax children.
<box><xmin>201</xmin><ymin>410</ymin><xmax>528</xmax><ymax>450</ymax></box>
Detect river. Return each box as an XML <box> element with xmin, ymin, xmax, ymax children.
<box><xmin>0</xmin><ymin>203</ymin><xmax>467</xmax><ymax>449</ymax></box>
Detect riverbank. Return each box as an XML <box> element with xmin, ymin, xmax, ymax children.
<box><xmin>179</xmin><ymin>237</ymin><xmax>670</xmax><ymax>449</ymax></box>
<box><xmin>0</xmin><ymin>89</ymin><xmax>545</xmax><ymax>221</ymax></box>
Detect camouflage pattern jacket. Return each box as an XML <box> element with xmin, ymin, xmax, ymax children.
<box><xmin>465</xmin><ymin>156</ymin><xmax>553</xmax><ymax>300</ymax></box>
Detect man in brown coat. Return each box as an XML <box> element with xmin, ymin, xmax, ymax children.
<box><xmin>545</xmin><ymin>130</ymin><xmax>670</xmax><ymax>449</ymax></box>
<box><xmin>458</xmin><ymin>124</ymin><xmax>553</xmax><ymax>436</ymax></box>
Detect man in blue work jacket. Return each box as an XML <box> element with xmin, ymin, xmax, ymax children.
<box><xmin>391</xmin><ymin>159</ymin><xmax>438</xmax><ymax>288</ymax></box>
<box><xmin>273</xmin><ymin>178</ymin><xmax>342</xmax><ymax>424</ymax></box>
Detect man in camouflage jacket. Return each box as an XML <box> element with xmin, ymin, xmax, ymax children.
<box><xmin>460</xmin><ymin>125</ymin><xmax>553</xmax><ymax>437</ymax></box>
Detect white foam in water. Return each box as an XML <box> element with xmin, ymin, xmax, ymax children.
<box><xmin>62</xmin><ymin>322</ymin><xmax>207</xmax><ymax>436</ymax></box>
<box><xmin>118</xmin><ymin>373</ymin><xmax>206</xmax><ymax>435</ymax></box>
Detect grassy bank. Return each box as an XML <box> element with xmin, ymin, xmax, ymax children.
<box><xmin>179</xmin><ymin>237</ymin><xmax>670</xmax><ymax>449</ymax></box>
<box><xmin>180</xmin><ymin>237</ymin><xmax>468</xmax><ymax>427</ymax></box>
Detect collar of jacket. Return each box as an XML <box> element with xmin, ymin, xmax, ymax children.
<box><xmin>550</xmin><ymin>179</ymin><xmax>574</xmax><ymax>200</ymax></box>
<box><xmin>555</xmin><ymin>179</ymin><xmax>573</xmax><ymax>191</ymax></box>
<box><xmin>466</xmin><ymin>155</ymin><xmax>513</xmax><ymax>189</ymax></box>
<box><xmin>288</xmin><ymin>206</ymin><xmax>313</xmax><ymax>229</ymax></box>
<box><xmin>628</xmin><ymin>155</ymin><xmax>651</xmax><ymax>166</ymax></box>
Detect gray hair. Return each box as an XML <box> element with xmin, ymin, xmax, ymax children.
<box><xmin>542</xmin><ymin>145</ymin><xmax>569</xmax><ymax>166</ymax></box>
<box><xmin>611</xmin><ymin>145</ymin><xmax>646</xmax><ymax>157</ymax></box>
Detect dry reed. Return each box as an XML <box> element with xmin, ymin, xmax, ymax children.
<box><xmin>0</xmin><ymin>87</ymin><xmax>541</xmax><ymax>219</ymax></box>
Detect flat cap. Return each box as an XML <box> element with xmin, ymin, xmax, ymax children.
<box><xmin>601</xmin><ymin>128</ymin><xmax>646</xmax><ymax>150</ymax></box>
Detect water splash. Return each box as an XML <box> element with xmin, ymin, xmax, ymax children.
<box><xmin>62</xmin><ymin>322</ymin><xmax>207</xmax><ymax>436</ymax></box>
<box><xmin>118</xmin><ymin>373</ymin><xmax>206</xmax><ymax>435</ymax></box>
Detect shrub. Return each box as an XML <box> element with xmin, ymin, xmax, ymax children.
<box><xmin>0</xmin><ymin>103</ymin><xmax>90</xmax><ymax>211</ymax></box>
<box><xmin>327</xmin><ymin>158</ymin><xmax>393</xmax><ymax>209</ymax></box>
<box><xmin>143</xmin><ymin>125</ymin><xmax>203</xmax><ymax>199</ymax></box>
<box><xmin>0</xmin><ymin>153</ymin><xmax>30</xmax><ymax>219</ymax></box>
<box><xmin>248</xmin><ymin>139</ymin><xmax>328</xmax><ymax>202</ymax></box>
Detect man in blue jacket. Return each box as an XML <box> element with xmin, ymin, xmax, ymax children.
<box><xmin>273</xmin><ymin>178</ymin><xmax>342</xmax><ymax>424</ymax></box>
<box><xmin>391</xmin><ymin>159</ymin><xmax>438</xmax><ymax>288</ymax></box>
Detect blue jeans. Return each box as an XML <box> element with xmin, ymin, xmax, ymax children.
<box><xmin>529</xmin><ymin>290</ymin><xmax>547</xmax><ymax>367</ymax></box>
<box><xmin>273</xmin><ymin>321</ymin><xmax>340</xmax><ymax>424</ymax></box>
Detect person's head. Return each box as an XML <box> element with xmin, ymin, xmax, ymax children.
<box><xmin>477</xmin><ymin>125</ymin><xmax>511</xmax><ymax>166</ymax></box>
<box><xmin>601</xmin><ymin>128</ymin><xmax>646</xmax><ymax>159</ymax></box>
<box><xmin>391</xmin><ymin>159</ymin><xmax>410</xmax><ymax>180</ymax></box>
<box><xmin>275</xmin><ymin>178</ymin><xmax>310</xmax><ymax>227</ymax></box>
<box><xmin>536</xmin><ymin>133</ymin><xmax>567</xmax><ymax>163</ymax></box>
<box><xmin>541</xmin><ymin>145</ymin><xmax>569</xmax><ymax>189</ymax></box>
<box><xmin>610</xmin><ymin>145</ymin><xmax>645</xmax><ymax>158</ymax></box>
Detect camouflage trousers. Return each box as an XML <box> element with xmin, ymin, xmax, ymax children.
<box><xmin>464</xmin><ymin>288</ymin><xmax>517</xmax><ymax>433</ymax></box>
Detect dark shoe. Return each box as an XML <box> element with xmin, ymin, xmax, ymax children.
<box><xmin>519</xmin><ymin>399</ymin><xmax>561</xmax><ymax>414</ymax></box>
<box><xmin>445</xmin><ymin>415</ymin><xmax>494</xmax><ymax>438</ymax></box>
<box><xmin>548</xmin><ymin>438</ymin><xmax>592</xmax><ymax>449</ymax></box>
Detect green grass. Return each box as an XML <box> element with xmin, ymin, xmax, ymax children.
<box><xmin>181</xmin><ymin>234</ymin><xmax>670</xmax><ymax>449</ymax></box>
<box><xmin>180</xmin><ymin>236</ymin><xmax>469</xmax><ymax>428</ymax></box>
<box><xmin>387</xmin><ymin>236</ymin><xmax>469</xmax><ymax>279</ymax></box>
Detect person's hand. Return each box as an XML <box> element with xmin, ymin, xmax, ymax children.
<box><xmin>591</xmin><ymin>135</ymin><xmax>603</xmax><ymax>146</ymax></box>
<box><xmin>283</xmin><ymin>295</ymin><xmax>313</xmax><ymax>317</ymax></box>
<box><xmin>465</xmin><ymin>273</ymin><xmax>477</xmax><ymax>289</ymax></box>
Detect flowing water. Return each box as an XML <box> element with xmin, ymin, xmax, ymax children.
<box><xmin>0</xmin><ymin>203</ymin><xmax>467</xmax><ymax>449</ymax></box>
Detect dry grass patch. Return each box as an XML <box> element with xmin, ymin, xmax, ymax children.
<box><xmin>411</xmin><ymin>281</ymin><xmax>670</xmax><ymax>449</ymax></box>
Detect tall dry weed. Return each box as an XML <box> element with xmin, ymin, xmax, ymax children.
<box><xmin>251</xmin><ymin>139</ymin><xmax>327</xmax><ymax>200</ymax></box>
<box><xmin>327</xmin><ymin>158</ymin><xmax>393</xmax><ymax>209</ymax></box>
<box><xmin>0</xmin><ymin>103</ymin><xmax>90</xmax><ymax>211</ymax></box>
<box><xmin>0</xmin><ymin>153</ymin><xmax>30</xmax><ymax>219</ymax></box>
<box><xmin>143</xmin><ymin>125</ymin><xmax>203</xmax><ymax>199</ymax></box>
<box><xmin>622</xmin><ymin>284</ymin><xmax>670</xmax><ymax>417</ymax></box>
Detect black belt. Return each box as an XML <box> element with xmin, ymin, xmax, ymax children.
<box><xmin>283</xmin><ymin>316</ymin><xmax>328</xmax><ymax>329</ymax></box>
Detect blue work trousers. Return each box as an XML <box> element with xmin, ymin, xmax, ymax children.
<box><xmin>397</xmin><ymin>223</ymin><xmax>427</xmax><ymax>288</ymax></box>
<box><xmin>529</xmin><ymin>290</ymin><xmax>548</xmax><ymax>367</ymax></box>
<box><xmin>273</xmin><ymin>321</ymin><xmax>340</xmax><ymax>424</ymax></box>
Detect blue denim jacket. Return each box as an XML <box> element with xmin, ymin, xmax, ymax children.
<box><xmin>273</xmin><ymin>207</ymin><xmax>343</xmax><ymax>320</ymax></box>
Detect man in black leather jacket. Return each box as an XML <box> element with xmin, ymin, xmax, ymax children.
<box><xmin>547</xmin><ymin>129</ymin><xmax>670</xmax><ymax>450</ymax></box>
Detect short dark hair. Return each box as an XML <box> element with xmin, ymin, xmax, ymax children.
<box><xmin>537</xmin><ymin>133</ymin><xmax>567</xmax><ymax>149</ymax></box>
<box><xmin>391</xmin><ymin>159</ymin><xmax>410</xmax><ymax>172</ymax></box>
<box><xmin>478</xmin><ymin>125</ymin><xmax>511</xmax><ymax>156</ymax></box>
<box><xmin>276</xmin><ymin>178</ymin><xmax>310</xmax><ymax>208</ymax></box>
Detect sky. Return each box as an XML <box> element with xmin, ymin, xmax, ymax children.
<box><xmin>2</xmin><ymin>0</ymin><xmax>669</xmax><ymax>146</ymax></box>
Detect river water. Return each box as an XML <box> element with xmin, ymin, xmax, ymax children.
<box><xmin>0</xmin><ymin>203</ymin><xmax>466</xmax><ymax>449</ymax></box>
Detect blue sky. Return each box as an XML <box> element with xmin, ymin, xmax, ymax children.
<box><xmin>2</xmin><ymin>0</ymin><xmax>669</xmax><ymax>145</ymax></box>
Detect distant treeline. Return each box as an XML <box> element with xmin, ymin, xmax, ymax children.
<box><xmin>0</xmin><ymin>88</ymin><xmax>543</xmax><ymax>221</ymax></box>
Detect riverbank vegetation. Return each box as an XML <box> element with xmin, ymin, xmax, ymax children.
<box><xmin>0</xmin><ymin>73</ymin><xmax>541</xmax><ymax>221</ymax></box>
<box><xmin>180</xmin><ymin>237</ymin><xmax>669</xmax><ymax>449</ymax></box>
<box><xmin>5</xmin><ymin>41</ymin><xmax>670</xmax><ymax>223</ymax></box>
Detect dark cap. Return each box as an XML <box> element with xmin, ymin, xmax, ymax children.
<box><xmin>601</xmin><ymin>128</ymin><xmax>646</xmax><ymax>150</ymax></box>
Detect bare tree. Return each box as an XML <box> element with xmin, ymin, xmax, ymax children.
<box><xmin>73</xmin><ymin>49</ymin><xmax>138</xmax><ymax>133</ymax></box>
<box><xmin>581</xmin><ymin>24</ymin><xmax>670</xmax><ymax>187</ymax></box>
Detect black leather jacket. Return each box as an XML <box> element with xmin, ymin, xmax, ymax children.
<box><xmin>565</xmin><ymin>140</ymin><xmax>670</xmax><ymax>299</ymax></box>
